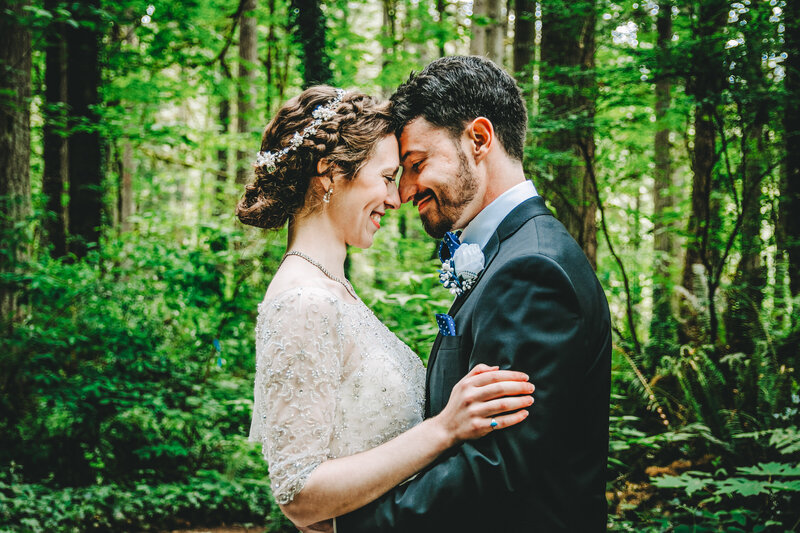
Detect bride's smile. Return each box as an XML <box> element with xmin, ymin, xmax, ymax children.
<box><xmin>328</xmin><ymin>134</ymin><xmax>400</xmax><ymax>249</ymax></box>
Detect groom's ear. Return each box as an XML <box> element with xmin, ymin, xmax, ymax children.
<box><xmin>466</xmin><ymin>117</ymin><xmax>494</xmax><ymax>163</ymax></box>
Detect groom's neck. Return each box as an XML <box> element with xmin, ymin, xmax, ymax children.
<box><xmin>458</xmin><ymin>156</ymin><xmax>527</xmax><ymax>229</ymax></box>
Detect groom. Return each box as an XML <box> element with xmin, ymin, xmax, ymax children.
<box><xmin>339</xmin><ymin>56</ymin><xmax>611</xmax><ymax>531</ymax></box>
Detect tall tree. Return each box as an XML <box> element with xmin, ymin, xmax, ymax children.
<box><xmin>291</xmin><ymin>0</ymin><xmax>332</xmax><ymax>87</ymax></box>
<box><xmin>115</xmin><ymin>28</ymin><xmax>136</xmax><ymax>233</ymax></box>
<box><xmin>648</xmin><ymin>0</ymin><xmax>678</xmax><ymax>362</ymax></box>
<box><xmin>470</xmin><ymin>0</ymin><xmax>504</xmax><ymax>65</ymax></box>
<box><xmin>679</xmin><ymin>0</ymin><xmax>727</xmax><ymax>345</ymax></box>
<box><xmin>0</xmin><ymin>0</ymin><xmax>33</xmax><ymax>329</ymax></box>
<box><xmin>66</xmin><ymin>0</ymin><xmax>104</xmax><ymax>257</ymax></box>
<box><xmin>42</xmin><ymin>0</ymin><xmax>68</xmax><ymax>257</ymax></box>
<box><xmin>116</xmin><ymin>142</ymin><xmax>133</xmax><ymax>231</ymax></box>
<box><xmin>216</xmin><ymin>65</ymin><xmax>232</xmax><ymax>213</ymax></box>
<box><xmin>725</xmin><ymin>3</ymin><xmax>771</xmax><ymax>353</ymax></box>
<box><xmin>381</xmin><ymin>0</ymin><xmax>399</xmax><ymax>96</ymax></box>
<box><xmin>783</xmin><ymin>0</ymin><xmax>800</xmax><ymax>299</ymax></box>
<box><xmin>436</xmin><ymin>0</ymin><xmax>448</xmax><ymax>58</ymax></box>
<box><xmin>236</xmin><ymin>0</ymin><xmax>258</xmax><ymax>185</ymax></box>
<box><xmin>513</xmin><ymin>0</ymin><xmax>535</xmax><ymax>98</ymax></box>
<box><xmin>539</xmin><ymin>0</ymin><xmax>598</xmax><ymax>268</ymax></box>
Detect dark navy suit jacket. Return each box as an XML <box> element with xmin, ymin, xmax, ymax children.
<box><xmin>338</xmin><ymin>196</ymin><xmax>612</xmax><ymax>532</ymax></box>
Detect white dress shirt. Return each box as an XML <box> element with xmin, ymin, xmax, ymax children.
<box><xmin>459</xmin><ymin>180</ymin><xmax>539</xmax><ymax>249</ymax></box>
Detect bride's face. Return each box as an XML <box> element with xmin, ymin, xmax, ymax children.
<box><xmin>331</xmin><ymin>135</ymin><xmax>401</xmax><ymax>248</ymax></box>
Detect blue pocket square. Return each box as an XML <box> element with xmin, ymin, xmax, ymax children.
<box><xmin>435</xmin><ymin>313</ymin><xmax>457</xmax><ymax>336</ymax></box>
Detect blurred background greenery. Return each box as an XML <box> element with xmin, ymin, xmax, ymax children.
<box><xmin>1</xmin><ymin>0</ymin><xmax>799</xmax><ymax>531</ymax></box>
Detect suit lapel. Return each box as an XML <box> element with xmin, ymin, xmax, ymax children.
<box><xmin>447</xmin><ymin>196</ymin><xmax>552</xmax><ymax>318</ymax></box>
<box><xmin>425</xmin><ymin>196</ymin><xmax>553</xmax><ymax>415</ymax></box>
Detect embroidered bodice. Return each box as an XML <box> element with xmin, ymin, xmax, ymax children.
<box><xmin>248</xmin><ymin>286</ymin><xmax>426</xmax><ymax>505</ymax></box>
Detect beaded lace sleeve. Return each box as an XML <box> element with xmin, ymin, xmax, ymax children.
<box><xmin>248</xmin><ymin>287</ymin><xmax>344</xmax><ymax>505</ymax></box>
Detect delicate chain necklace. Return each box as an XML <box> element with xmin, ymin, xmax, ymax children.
<box><xmin>281</xmin><ymin>250</ymin><xmax>358</xmax><ymax>300</ymax></box>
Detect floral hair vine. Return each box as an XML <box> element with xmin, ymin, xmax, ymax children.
<box><xmin>254</xmin><ymin>88</ymin><xmax>346</xmax><ymax>173</ymax></box>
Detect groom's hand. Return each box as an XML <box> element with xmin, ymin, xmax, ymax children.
<box><xmin>298</xmin><ymin>519</ymin><xmax>334</xmax><ymax>533</ymax></box>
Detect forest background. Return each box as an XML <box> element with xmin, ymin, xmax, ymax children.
<box><xmin>1</xmin><ymin>0</ymin><xmax>799</xmax><ymax>530</ymax></box>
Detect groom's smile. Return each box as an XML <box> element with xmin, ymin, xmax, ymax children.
<box><xmin>413</xmin><ymin>191</ymin><xmax>435</xmax><ymax>212</ymax></box>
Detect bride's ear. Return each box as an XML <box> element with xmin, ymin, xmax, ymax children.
<box><xmin>317</xmin><ymin>158</ymin><xmax>332</xmax><ymax>177</ymax></box>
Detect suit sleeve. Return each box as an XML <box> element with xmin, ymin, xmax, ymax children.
<box><xmin>336</xmin><ymin>254</ymin><xmax>585</xmax><ymax>531</ymax></box>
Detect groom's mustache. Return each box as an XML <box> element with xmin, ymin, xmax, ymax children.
<box><xmin>413</xmin><ymin>191</ymin><xmax>435</xmax><ymax>206</ymax></box>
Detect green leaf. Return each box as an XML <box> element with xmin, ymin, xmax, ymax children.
<box><xmin>736</xmin><ymin>462</ymin><xmax>800</xmax><ymax>477</ymax></box>
<box><xmin>713</xmin><ymin>478</ymin><xmax>770</xmax><ymax>497</ymax></box>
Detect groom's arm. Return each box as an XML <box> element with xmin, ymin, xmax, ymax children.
<box><xmin>336</xmin><ymin>254</ymin><xmax>586</xmax><ymax>531</ymax></box>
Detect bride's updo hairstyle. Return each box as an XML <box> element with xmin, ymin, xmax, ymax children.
<box><xmin>237</xmin><ymin>86</ymin><xmax>392</xmax><ymax>229</ymax></box>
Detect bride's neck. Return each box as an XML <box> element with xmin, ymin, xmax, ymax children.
<box><xmin>287</xmin><ymin>212</ymin><xmax>348</xmax><ymax>279</ymax></box>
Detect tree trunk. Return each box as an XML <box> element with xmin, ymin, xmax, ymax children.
<box><xmin>42</xmin><ymin>0</ymin><xmax>68</xmax><ymax>258</ymax></box>
<box><xmin>470</xmin><ymin>0</ymin><xmax>486</xmax><ymax>57</ymax></box>
<box><xmin>217</xmin><ymin>95</ymin><xmax>231</xmax><ymax>208</ymax></box>
<box><xmin>726</xmin><ymin>5</ymin><xmax>770</xmax><ymax>353</ymax></box>
<box><xmin>679</xmin><ymin>0</ymin><xmax>727</xmax><ymax>345</ymax></box>
<box><xmin>236</xmin><ymin>0</ymin><xmax>258</xmax><ymax>185</ymax></box>
<box><xmin>0</xmin><ymin>0</ymin><xmax>33</xmax><ymax>329</ymax></box>
<box><xmin>291</xmin><ymin>0</ymin><xmax>332</xmax><ymax>87</ymax></box>
<box><xmin>725</xmin><ymin>123</ymin><xmax>766</xmax><ymax>351</ymax></box>
<box><xmin>436</xmin><ymin>0</ymin><xmax>447</xmax><ymax>57</ymax></box>
<box><xmin>486</xmin><ymin>0</ymin><xmax>504</xmax><ymax>65</ymax></box>
<box><xmin>264</xmin><ymin>0</ymin><xmax>276</xmax><ymax>114</ymax></box>
<box><xmin>648</xmin><ymin>0</ymin><xmax>677</xmax><ymax>363</ymax></box>
<box><xmin>470</xmin><ymin>0</ymin><xmax>504</xmax><ymax>65</ymax></box>
<box><xmin>117</xmin><ymin>142</ymin><xmax>133</xmax><ymax>231</ymax></box>
<box><xmin>66</xmin><ymin>0</ymin><xmax>104</xmax><ymax>258</ymax></box>
<box><xmin>382</xmin><ymin>0</ymin><xmax>398</xmax><ymax>96</ymax></box>
<box><xmin>513</xmin><ymin>0</ymin><xmax>535</xmax><ymax>95</ymax></box>
<box><xmin>783</xmin><ymin>0</ymin><xmax>800</xmax><ymax>298</ymax></box>
<box><xmin>539</xmin><ymin>0</ymin><xmax>598</xmax><ymax>268</ymax></box>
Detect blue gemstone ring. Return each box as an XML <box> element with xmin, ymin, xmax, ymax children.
<box><xmin>490</xmin><ymin>418</ymin><xmax>498</xmax><ymax>429</ymax></box>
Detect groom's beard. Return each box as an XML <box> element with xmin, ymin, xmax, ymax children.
<box><xmin>419</xmin><ymin>147</ymin><xmax>478</xmax><ymax>238</ymax></box>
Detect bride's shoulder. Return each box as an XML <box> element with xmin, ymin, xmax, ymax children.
<box><xmin>264</xmin><ymin>261</ymin><xmax>354</xmax><ymax>305</ymax></box>
<box><xmin>260</xmin><ymin>282</ymin><xmax>352</xmax><ymax>315</ymax></box>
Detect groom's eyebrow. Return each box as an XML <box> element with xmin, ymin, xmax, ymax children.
<box><xmin>400</xmin><ymin>149</ymin><xmax>423</xmax><ymax>162</ymax></box>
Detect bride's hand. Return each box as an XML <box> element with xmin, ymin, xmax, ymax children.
<box><xmin>434</xmin><ymin>363</ymin><xmax>534</xmax><ymax>446</ymax></box>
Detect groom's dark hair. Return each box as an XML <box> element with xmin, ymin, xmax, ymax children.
<box><xmin>390</xmin><ymin>56</ymin><xmax>527</xmax><ymax>161</ymax></box>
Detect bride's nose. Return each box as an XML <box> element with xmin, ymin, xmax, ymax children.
<box><xmin>385</xmin><ymin>181</ymin><xmax>401</xmax><ymax>210</ymax></box>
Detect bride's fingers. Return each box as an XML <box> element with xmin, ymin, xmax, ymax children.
<box><xmin>471</xmin><ymin>380</ymin><xmax>535</xmax><ymax>401</ymax></box>
<box><xmin>473</xmin><ymin>395</ymin><xmax>534</xmax><ymax>418</ymax></box>
<box><xmin>468</xmin><ymin>369</ymin><xmax>530</xmax><ymax>388</ymax></box>
<box><xmin>483</xmin><ymin>409</ymin><xmax>530</xmax><ymax>433</ymax></box>
<box><xmin>466</xmin><ymin>363</ymin><xmax>500</xmax><ymax>377</ymax></box>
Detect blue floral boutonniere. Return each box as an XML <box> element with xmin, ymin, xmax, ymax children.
<box><xmin>438</xmin><ymin>231</ymin><xmax>485</xmax><ymax>296</ymax></box>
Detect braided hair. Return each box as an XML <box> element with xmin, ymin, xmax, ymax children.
<box><xmin>237</xmin><ymin>86</ymin><xmax>393</xmax><ymax>229</ymax></box>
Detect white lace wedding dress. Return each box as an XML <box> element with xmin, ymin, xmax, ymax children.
<box><xmin>248</xmin><ymin>286</ymin><xmax>426</xmax><ymax>505</ymax></box>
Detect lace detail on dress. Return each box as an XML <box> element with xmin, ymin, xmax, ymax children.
<box><xmin>248</xmin><ymin>286</ymin><xmax>425</xmax><ymax>505</ymax></box>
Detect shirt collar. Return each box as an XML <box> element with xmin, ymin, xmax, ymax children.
<box><xmin>459</xmin><ymin>180</ymin><xmax>538</xmax><ymax>249</ymax></box>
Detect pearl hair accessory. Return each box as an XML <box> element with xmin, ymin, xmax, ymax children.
<box><xmin>254</xmin><ymin>88</ymin><xmax>346</xmax><ymax>173</ymax></box>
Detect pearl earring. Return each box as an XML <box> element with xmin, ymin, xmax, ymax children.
<box><xmin>323</xmin><ymin>186</ymin><xmax>333</xmax><ymax>203</ymax></box>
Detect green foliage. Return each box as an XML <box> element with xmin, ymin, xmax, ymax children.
<box><xmin>0</xmin><ymin>466</ymin><xmax>278</xmax><ymax>532</ymax></box>
<box><xmin>0</xmin><ymin>217</ymin><xmax>283</xmax><ymax>529</ymax></box>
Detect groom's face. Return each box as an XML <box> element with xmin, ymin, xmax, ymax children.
<box><xmin>397</xmin><ymin>118</ymin><xmax>479</xmax><ymax>238</ymax></box>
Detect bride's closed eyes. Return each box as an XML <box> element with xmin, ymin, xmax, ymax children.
<box><xmin>382</xmin><ymin>167</ymin><xmax>400</xmax><ymax>184</ymax></box>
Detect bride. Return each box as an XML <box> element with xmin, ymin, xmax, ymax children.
<box><xmin>238</xmin><ymin>86</ymin><xmax>534</xmax><ymax>530</ymax></box>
